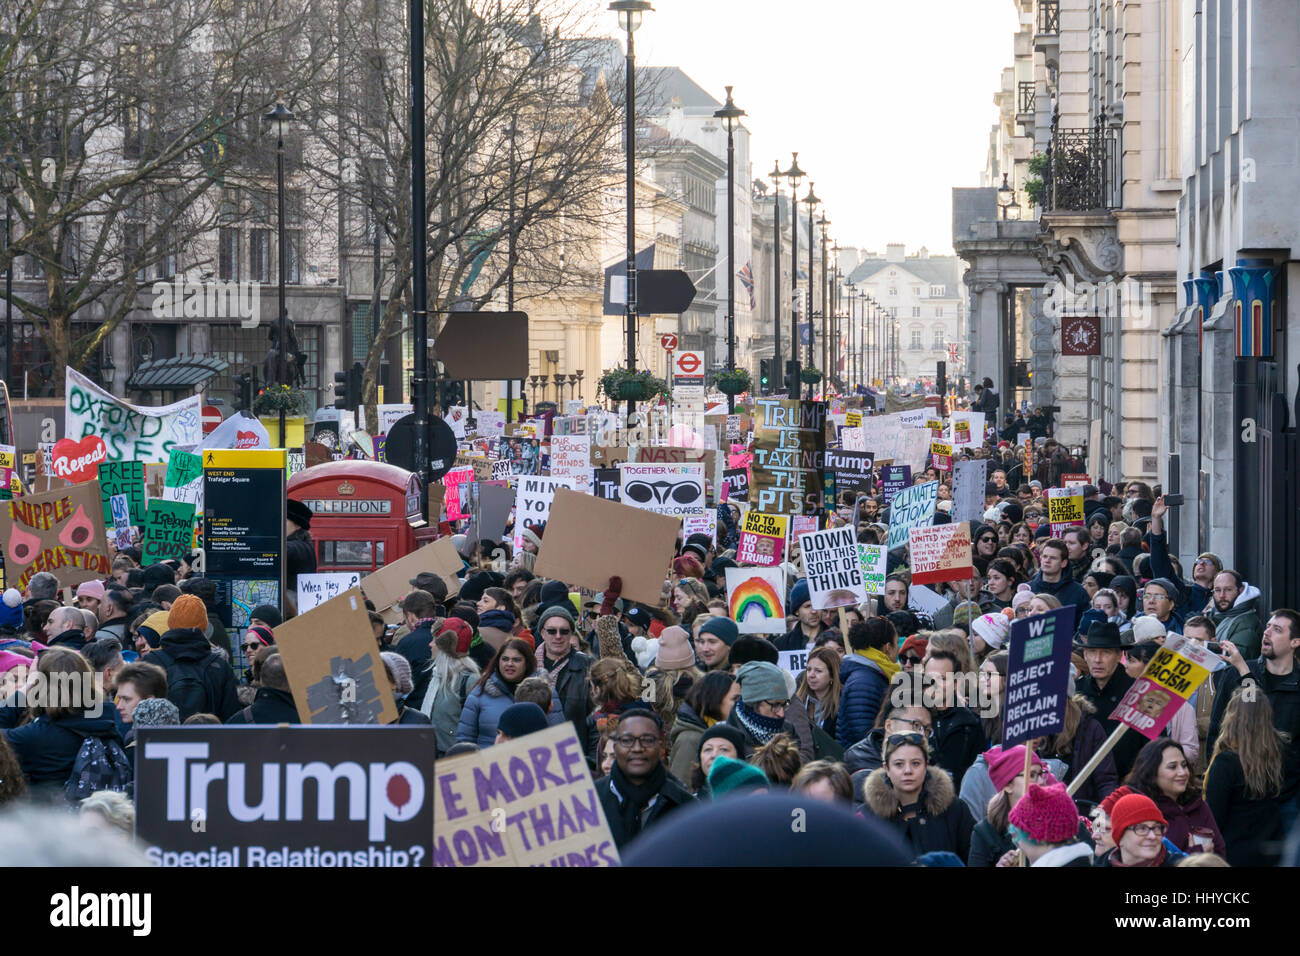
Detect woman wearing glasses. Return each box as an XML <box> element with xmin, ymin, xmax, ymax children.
<box><xmin>455</xmin><ymin>637</ymin><xmax>561</xmax><ymax>749</ymax></box>
<box><xmin>862</xmin><ymin>731</ymin><xmax>975</xmax><ymax>862</ymax></box>
<box><xmin>1095</xmin><ymin>793</ymin><xmax>1186</xmax><ymax>866</ymax></box>
<box><xmin>1123</xmin><ymin>738</ymin><xmax>1225</xmax><ymax>856</ymax></box>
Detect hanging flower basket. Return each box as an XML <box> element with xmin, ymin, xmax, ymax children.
<box><xmin>713</xmin><ymin>368</ymin><xmax>752</xmax><ymax>396</ymax></box>
<box><xmin>252</xmin><ymin>384</ymin><xmax>307</xmax><ymax>416</ymax></box>
<box><xmin>599</xmin><ymin>367</ymin><xmax>667</xmax><ymax>403</ymax></box>
<box><xmin>800</xmin><ymin>367</ymin><xmax>823</xmax><ymax>385</ymax></box>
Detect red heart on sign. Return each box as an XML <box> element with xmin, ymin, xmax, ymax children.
<box><xmin>52</xmin><ymin>436</ymin><xmax>109</xmax><ymax>483</ymax></box>
<box><xmin>235</xmin><ymin>431</ymin><xmax>259</xmax><ymax>448</ymax></box>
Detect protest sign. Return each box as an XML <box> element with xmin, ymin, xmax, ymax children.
<box><xmin>1110</xmin><ymin>635</ymin><xmax>1225</xmax><ymax>740</ymax></box>
<box><xmin>682</xmin><ymin>511</ymin><xmax>717</xmax><ymax>545</ymax></box>
<box><xmin>202</xmin><ymin>412</ymin><xmax>270</xmax><ymax>451</ymax></box>
<box><xmin>950</xmin><ymin>458</ymin><xmax>988</xmax><ymax>524</ymax></box>
<box><xmin>777</xmin><ymin>648</ymin><xmax>810</xmax><ymax>681</ymax></box>
<box><xmin>136</xmin><ymin>725</ymin><xmax>433</xmax><ymax>867</ymax></box>
<box><xmin>929</xmin><ymin>440</ymin><xmax>953</xmax><ymax>472</ymax></box>
<box><xmin>844</xmin><ymin>411</ymin><xmax>862</xmax><ymax>429</ymax></box>
<box><xmin>1047</xmin><ymin>486</ymin><xmax>1085</xmax><ymax>536</ymax></box>
<box><xmin>858</xmin><ymin>543</ymin><xmax>887</xmax><ymax>594</ymax></box>
<box><xmin>791</xmin><ymin>514</ymin><xmax>819</xmax><ymax>541</ymax></box>
<box><xmin>952</xmin><ymin>420</ymin><xmax>970</xmax><ymax>445</ymax></box>
<box><xmin>141</xmin><ymin>499</ymin><xmax>196</xmax><ymax>564</ymax></box>
<box><xmin>737</xmin><ymin>510</ymin><xmax>788</xmax><ymax>567</ymax></box>
<box><xmin>751</xmin><ymin>399</ymin><xmax>826</xmax><ymax>515</ymax></box>
<box><xmin>824</xmin><ymin>449</ymin><xmax>873</xmax><ymax>495</ymax></box>
<box><xmin>274</xmin><ymin>587</ymin><xmax>400</xmax><ymax>725</ymax></box>
<box><xmin>109</xmin><ymin>494</ymin><xmax>134</xmax><ymax>550</ymax></box>
<box><xmin>723</xmin><ymin>467</ymin><xmax>749</xmax><ymax>502</ymax></box>
<box><xmin>0</xmin><ymin>481</ymin><xmax>111</xmax><ymax>590</ymax></box>
<box><xmin>908</xmin><ymin>584</ymin><xmax>950</xmax><ymax>618</ymax></box>
<box><xmin>360</xmin><ymin>537</ymin><xmax>464</xmax><ymax>611</ymax></box>
<box><xmin>880</xmin><ymin>464</ymin><xmax>911</xmax><ymax>505</ymax></box>
<box><xmin>799</xmin><ymin>526</ymin><xmax>867</xmax><ymax>610</ymax></box>
<box><xmin>97</xmin><ymin>459</ymin><xmax>147</xmax><ymax>527</ymax></box>
<box><xmin>840</xmin><ymin>427</ymin><xmax>866</xmax><ymax>452</ymax></box>
<box><xmin>726</xmin><ymin>566</ymin><xmax>787</xmax><ymax>634</ymax></box>
<box><xmin>494</xmin><ymin>437</ymin><xmax>541</xmax><ymax>475</ymax></box>
<box><xmin>549</xmin><ymin>435</ymin><xmax>592</xmax><ymax>493</ymax></box>
<box><xmin>887</xmin><ymin>480</ymin><xmax>938</xmax><ymax>550</ymax></box>
<box><xmin>618</xmin><ymin>463</ymin><xmax>705</xmax><ymax>518</ymax></box>
<box><xmin>66</xmin><ymin>367</ymin><xmax>202</xmax><ymax>462</ymax></box>
<box><xmin>949</xmin><ymin>410</ymin><xmax>984</xmax><ymax>451</ymax></box>
<box><xmin>593</xmin><ymin>467</ymin><xmax>621</xmax><ymax>501</ymax></box>
<box><xmin>50</xmin><ymin>435</ymin><xmax>108</xmax><ymax>483</ymax></box>
<box><xmin>535</xmin><ymin>489</ymin><xmax>678</xmax><ymax>607</ymax></box>
<box><xmin>297</xmin><ymin>571</ymin><xmax>363</xmax><ymax>612</ymax></box>
<box><xmin>433</xmin><ymin>723</ymin><xmax>618</xmax><ymax>867</ymax></box>
<box><xmin>442</xmin><ymin>466</ymin><xmax>475</xmax><ymax>521</ymax></box>
<box><xmin>1003</xmin><ymin>606</ymin><xmax>1077</xmax><ymax>746</ymax></box>
<box><xmin>162</xmin><ymin>448</ymin><xmax>204</xmax><ymax>509</ymax></box>
<box><xmin>463</xmin><ymin>483</ymin><xmax>515</xmax><ymax>550</ymax></box>
<box><xmin>908</xmin><ymin>521</ymin><xmax>973</xmax><ymax>585</ymax></box>
<box><xmin>475</xmin><ymin>409</ymin><xmax>505</xmax><ymax>438</ymax></box>
<box><xmin>926</xmin><ymin>417</ymin><xmax>944</xmax><ymax>438</ymax></box>
<box><xmin>514</xmin><ymin>475</ymin><xmax>575</xmax><ymax>549</ymax></box>
<box><xmin>894</xmin><ymin>427</ymin><xmax>932</xmax><ymax>472</ymax></box>
<box><xmin>1060</xmin><ymin>473</ymin><xmax>1090</xmax><ymax>488</ymax></box>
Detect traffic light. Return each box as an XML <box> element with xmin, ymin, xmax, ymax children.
<box><xmin>784</xmin><ymin>359</ymin><xmax>801</xmax><ymax>398</ymax></box>
<box><xmin>435</xmin><ymin>377</ymin><xmax>465</xmax><ymax>411</ymax></box>
<box><xmin>233</xmin><ymin>372</ymin><xmax>255</xmax><ymax>412</ymax></box>
<box><xmin>759</xmin><ymin>358</ymin><xmax>773</xmax><ymax>395</ymax></box>
<box><xmin>333</xmin><ymin>363</ymin><xmax>364</xmax><ymax>410</ymax></box>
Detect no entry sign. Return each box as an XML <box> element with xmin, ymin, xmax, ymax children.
<box><xmin>201</xmin><ymin>405</ymin><xmax>223</xmax><ymax>435</ymax></box>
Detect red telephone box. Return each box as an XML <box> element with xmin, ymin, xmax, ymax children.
<box><xmin>287</xmin><ymin>460</ymin><xmax>428</xmax><ymax>573</ymax></box>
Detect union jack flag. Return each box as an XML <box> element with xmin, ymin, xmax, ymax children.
<box><xmin>737</xmin><ymin>263</ymin><xmax>755</xmax><ymax>310</ymax></box>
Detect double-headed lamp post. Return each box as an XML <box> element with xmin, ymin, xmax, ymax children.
<box><xmin>769</xmin><ymin>160</ymin><xmax>783</xmax><ymax>388</ymax></box>
<box><xmin>265</xmin><ymin>100</ymin><xmax>294</xmax><ymax>444</ymax></box>
<box><xmin>714</xmin><ymin>86</ymin><xmax>745</xmax><ymax>411</ymax></box>
<box><xmin>783</xmin><ymin>153</ymin><xmax>804</xmax><ymax>399</ymax></box>
<box><xmin>1</xmin><ymin>156</ymin><xmax>17</xmax><ymax>388</ymax></box>
<box><xmin>611</xmin><ymin>1</ymin><xmax>652</xmax><ymax>419</ymax></box>
<box><xmin>803</xmin><ymin>182</ymin><xmax>819</xmax><ymax>399</ymax></box>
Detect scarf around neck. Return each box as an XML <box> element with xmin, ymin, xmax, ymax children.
<box><xmin>734</xmin><ymin>699</ymin><xmax>784</xmax><ymax>745</ymax></box>
<box><xmin>859</xmin><ymin>645</ymin><xmax>902</xmax><ymax>681</ymax></box>
<box><xmin>610</xmin><ymin>761</ymin><xmax>668</xmax><ymax>838</ymax></box>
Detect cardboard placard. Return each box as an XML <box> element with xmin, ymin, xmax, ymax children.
<box><xmin>549</xmin><ymin>435</ymin><xmax>593</xmax><ymax>493</ymax></box>
<box><xmin>1111</xmin><ymin>635</ymin><xmax>1224</xmax><ymax>740</ymax></box>
<box><xmin>97</xmin><ymin>459</ymin><xmax>147</xmax><ymax>527</ymax></box>
<box><xmin>534</xmin><ymin>489</ymin><xmax>679</xmax><ymax>607</ymax></box>
<box><xmin>297</xmin><ymin>571</ymin><xmax>363</xmax><ymax>612</ymax></box>
<box><xmin>880</xmin><ymin>464</ymin><xmax>911</xmax><ymax>506</ymax></box>
<box><xmin>359</xmin><ymin>537</ymin><xmax>464</xmax><ymax>612</ymax></box>
<box><xmin>950</xmin><ymin>458</ymin><xmax>988</xmax><ymax>524</ymax></box>
<box><xmin>737</xmin><ymin>511</ymin><xmax>788</xmax><ymax>567</ymax></box>
<box><xmin>887</xmin><ymin>480</ymin><xmax>938</xmax><ymax>550</ymax></box>
<box><xmin>433</xmin><ymin>724</ymin><xmax>619</xmax><ymax>867</ymax></box>
<box><xmin>682</xmin><ymin>511</ymin><xmax>717</xmax><ymax>545</ymax></box>
<box><xmin>798</xmin><ymin>526</ymin><xmax>867</xmax><ymax>610</ymax></box>
<box><xmin>618</xmin><ymin>463</ymin><xmax>705</xmax><ymax>517</ymax></box>
<box><xmin>1047</xmin><ymin>486</ymin><xmax>1085</xmax><ymax>536</ymax></box>
<box><xmin>0</xmin><ymin>481</ymin><xmax>111</xmax><ymax>590</ymax></box>
<box><xmin>273</xmin><ymin>587</ymin><xmax>401</xmax><ymax>725</ymax></box>
<box><xmin>109</xmin><ymin>493</ymin><xmax>134</xmax><ymax>550</ymax></box>
<box><xmin>141</xmin><ymin>499</ymin><xmax>197</xmax><ymax>564</ymax></box>
<box><xmin>907</xmin><ymin>521</ymin><xmax>973</xmax><ymax>585</ymax></box>
<box><xmin>1003</xmin><ymin>606</ymin><xmax>1076</xmax><ymax>746</ymax></box>
<box><xmin>136</xmin><ymin>726</ymin><xmax>434</xmax><ymax>867</ymax></box>
<box><xmin>726</xmin><ymin>566</ymin><xmax>787</xmax><ymax>634</ymax></box>
<box><xmin>858</xmin><ymin>543</ymin><xmax>887</xmax><ymax>594</ymax></box>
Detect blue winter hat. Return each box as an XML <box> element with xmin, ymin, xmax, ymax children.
<box><xmin>0</xmin><ymin>589</ymin><xmax>24</xmax><ymax>631</ymax></box>
<box><xmin>789</xmin><ymin>579</ymin><xmax>811</xmax><ymax>612</ymax></box>
<box><xmin>497</xmin><ymin>702</ymin><xmax>549</xmax><ymax>739</ymax></box>
<box><xmin>698</xmin><ymin>616</ymin><xmax>739</xmax><ymax>647</ymax></box>
<box><xmin>1075</xmin><ymin>608</ymin><xmax>1108</xmax><ymax>639</ymax></box>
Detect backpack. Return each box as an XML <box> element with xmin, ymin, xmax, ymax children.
<box><xmin>65</xmin><ymin>731</ymin><xmax>133</xmax><ymax>804</ymax></box>
<box><xmin>149</xmin><ymin>649</ymin><xmax>224</xmax><ymax>720</ymax></box>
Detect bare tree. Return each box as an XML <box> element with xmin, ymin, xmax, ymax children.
<box><xmin>301</xmin><ymin>0</ymin><xmax>623</xmax><ymax>431</ymax></box>
<box><xmin>0</xmin><ymin>0</ymin><xmax>327</xmax><ymax>391</ymax></box>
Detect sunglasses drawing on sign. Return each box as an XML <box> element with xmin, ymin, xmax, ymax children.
<box><xmin>624</xmin><ymin>481</ymin><xmax>702</xmax><ymax>507</ymax></box>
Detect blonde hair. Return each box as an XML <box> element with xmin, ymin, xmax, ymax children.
<box><xmin>78</xmin><ymin>790</ymin><xmax>135</xmax><ymax>835</ymax></box>
<box><xmin>924</xmin><ymin>629</ymin><xmax>975</xmax><ymax>676</ymax></box>
<box><xmin>750</xmin><ymin>733</ymin><xmax>802</xmax><ymax>785</ymax></box>
<box><xmin>1175</xmin><ymin>853</ymin><xmax>1229</xmax><ymax>867</ymax></box>
<box><xmin>589</xmin><ymin>657</ymin><xmax>643</xmax><ymax>709</ymax></box>
<box><xmin>648</xmin><ymin>665</ymin><xmax>703</xmax><ymax>738</ymax></box>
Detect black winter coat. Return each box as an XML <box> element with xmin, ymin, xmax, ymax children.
<box><xmin>932</xmin><ymin>706</ymin><xmax>985</xmax><ymax>790</ymax></box>
<box><xmin>394</xmin><ymin>621</ymin><xmax>434</xmax><ymax>673</ymax></box>
<box><xmin>226</xmin><ymin>687</ymin><xmax>300</xmax><ymax>724</ymax></box>
<box><xmin>149</xmin><ymin>628</ymin><xmax>241</xmax><ymax>721</ymax></box>
<box><xmin>969</xmin><ymin>819</ymin><xmax>1013</xmax><ymax>867</ymax></box>
<box><xmin>542</xmin><ymin>650</ymin><xmax>595</xmax><ymax>751</ymax></box>
<box><xmin>861</xmin><ymin>767</ymin><xmax>974</xmax><ymax>863</ymax></box>
<box><xmin>1076</xmin><ymin>669</ymin><xmax>1142</xmax><ymax>779</ymax></box>
<box><xmin>286</xmin><ymin>529</ymin><xmax>316</xmax><ymax>591</ymax></box>
<box><xmin>3</xmin><ymin>712</ymin><xmax>124</xmax><ymax>793</ymax></box>
<box><xmin>595</xmin><ymin>772</ymin><xmax>696</xmax><ymax>849</ymax></box>
<box><xmin>1041</xmin><ymin>699</ymin><xmax>1118</xmax><ymax>810</ymax></box>
<box><xmin>1208</xmin><ymin>660</ymin><xmax>1300</xmax><ymax>800</ymax></box>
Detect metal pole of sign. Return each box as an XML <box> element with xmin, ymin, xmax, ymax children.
<box><xmin>410</xmin><ymin>0</ymin><xmax>430</xmax><ymax>510</ymax></box>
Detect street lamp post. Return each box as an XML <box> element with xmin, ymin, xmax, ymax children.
<box><xmin>265</xmin><ymin>101</ymin><xmax>294</xmax><ymax>445</ymax></box>
<box><xmin>1</xmin><ymin>156</ymin><xmax>16</xmax><ymax>388</ymax></box>
<box><xmin>803</xmin><ymin>183</ymin><xmax>819</xmax><ymax>399</ymax></box>
<box><xmin>714</xmin><ymin>87</ymin><xmax>745</xmax><ymax>412</ymax></box>
<box><xmin>769</xmin><ymin>160</ymin><xmax>783</xmax><ymax>392</ymax></box>
<box><xmin>782</xmin><ymin>153</ymin><xmax>804</xmax><ymax>399</ymax></box>
<box><xmin>611</xmin><ymin>1</ymin><xmax>652</xmax><ymax>419</ymax></box>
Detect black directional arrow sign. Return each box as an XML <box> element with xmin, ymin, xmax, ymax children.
<box><xmin>637</xmin><ymin>269</ymin><xmax>696</xmax><ymax>315</ymax></box>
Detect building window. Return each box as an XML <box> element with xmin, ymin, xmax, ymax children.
<box><xmin>249</xmin><ymin>230</ymin><xmax>270</xmax><ymax>282</ymax></box>
<box><xmin>912</xmin><ymin>286</ymin><xmax>921</xmax><ymax>296</ymax></box>
<box><xmin>932</xmin><ymin>327</ymin><xmax>945</xmax><ymax>350</ymax></box>
<box><xmin>286</xmin><ymin>229</ymin><xmax>302</xmax><ymax>284</ymax></box>
<box><xmin>209</xmin><ymin>322</ymin><xmax>322</xmax><ymax>406</ymax></box>
<box><xmin>911</xmin><ymin>306</ymin><xmax>920</xmax><ymax>318</ymax></box>
<box><xmin>930</xmin><ymin>285</ymin><xmax>945</xmax><ymax>297</ymax></box>
<box><xmin>219</xmin><ymin>227</ymin><xmax>240</xmax><ymax>281</ymax></box>
<box><xmin>934</xmin><ymin>306</ymin><xmax>944</xmax><ymax>317</ymax></box>
<box><xmin>888</xmin><ymin>286</ymin><xmax>897</xmax><ymax>297</ymax></box>
<box><xmin>909</xmin><ymin>328</ymin><xmax>922</xmax><ymax>350</ymax></box>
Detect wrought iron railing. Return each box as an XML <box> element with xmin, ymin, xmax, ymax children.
<box><xmin>1044</xmin><ymin>112</ymin><xmax>1117</xmax><ymax>211</ymax></box>
<box><xmin>1038</xmin><ymin>0</ymin><xmax>1059</xmax><ymax>34</ymax></box>
<box><xmin>1018</xmin><ymin>81</ymin><xmax>1036</xmax><ymax>115</ymax></box>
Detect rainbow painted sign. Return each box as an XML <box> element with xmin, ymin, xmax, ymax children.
<box><xmin>725</xmin><ymin>566</ymin><xmax>786</xmax><ymax>635</ymax></box>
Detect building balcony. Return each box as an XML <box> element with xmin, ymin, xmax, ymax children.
<box><xmin>1016</xmin><ymin>81</ymin><xmax>1036</xmax><ymax>126</ymax></box>
<box><xmin>1043</xmin><ymin>122</ymin><xmax>1117</xmax><ymax>213</ymax></box>
<box><xmin>1034</xmin><ymin>0</ymin><xmax>1059</xmax><ymax>70</ymax></box>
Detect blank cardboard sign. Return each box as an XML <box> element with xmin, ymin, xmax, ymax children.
<box><xmin>434</xmin><ymin>311</ymin><xmax>528</xmax><ymax>380</ymax></box>
<box><xmin>534</xmin><ymin>488</ymin><xmax>678</xmax><ymax>606</ymax></box>
<box><xmin>359</xmin><ymin>536</ymin><xmax>464</xmax><ymax>611</ymax></box>
<box><xmin>273</xmin><ymin>587</ymin><xmax>400</xmax><ymax>725</ymax></box>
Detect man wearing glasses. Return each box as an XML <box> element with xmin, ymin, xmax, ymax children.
<box><xmin>1138</xmin><ymin>578</ymin><xmax>1184</xmax><ymax>636</ymax></box>
<box><xmin>537</xmin><ymin>606</ymin><xmax>594</xmax><ymax>754</ymax></box>
<box><xmin>594</xmin><ymin>707</ymin><xmax>695</xmax><ymax>849</ymax></box>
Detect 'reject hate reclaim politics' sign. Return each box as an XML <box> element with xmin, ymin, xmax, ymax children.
<box><xmin>135</xmin><ymin>725</ymin><xmax>434</xmax><ymax>867</ymax></box>
<box><xmin>1002</xmin><ymin>606</ymin><xmax>1076</xmax><ymax>747</ymax></box>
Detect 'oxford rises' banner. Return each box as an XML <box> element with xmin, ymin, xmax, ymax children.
<box><xmin>66</xmin><ymin>367</ymin><xmax>203</xmax><ymax>463</ymax></box>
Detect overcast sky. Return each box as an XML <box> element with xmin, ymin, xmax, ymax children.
<box><xmin>607</xmin><ymin>0</ymin><xmax>1021</xmax><ymax>256</ymax></box>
